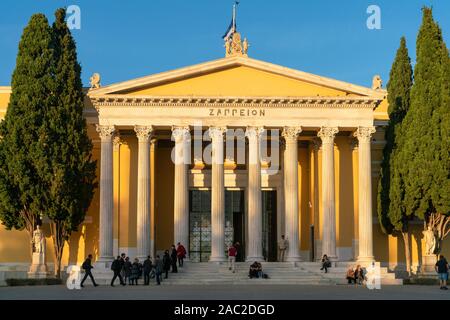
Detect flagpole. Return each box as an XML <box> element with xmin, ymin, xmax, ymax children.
<box><xmin>232</xmin><ymin>3</ymin><xmax>236</xmax><ymax>32</ymax></box>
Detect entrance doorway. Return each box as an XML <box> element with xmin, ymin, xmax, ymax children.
<box><xmin>225</xmin><ymin>190</ymin><xmax>245</xmax><ymax>261</ymax></box>
<box><xmin>189</xmin><ymin>190</ymin><xmax>211</xmax><ymax>262</ymax></box>
<box><xmin>262</xmin><ymin>190</ymin><xmax>277</xmax><ymax>262</ymax></box>
<box><xmin>189</xmin><ymin>189</ymin><xmax>246</xmax><ymax>262</ymax></box>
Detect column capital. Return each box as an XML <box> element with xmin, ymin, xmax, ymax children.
<box><xmin>134</xmin><ymin>125</ymin><xmax>153</xmax><ymax>142</ymax></box>
<box><xmin>171</xmin><ymin>126</ymin><xmax>191</xmax><ymax>143</ymax></box>
<box><xmin>317</xmin><ymin>127</ymin><xmax>338</xmax><ymax>143</ymax></box>
<box><xmin>282</xmin><ymin>126</ymin><xmax>302</xmax><ymax>142</ymax></box>
<box><xmin>353</xmin><ymin>126</ymin><xmax>376</xmax><ymax>143</ymax></box>
<box><xmin>208</xmin><ymin>126</ymin><xmax>227</xmax><ymax>140</ymax></box>
<box><xmin>96</xmin><ymin>125</ymin><xmax>115</xmax><ymax>140</ymax></box>
<box><xmin>245</xmin><ymin>126</ymin><xmax>265</xmax><ymax>140</ymax></box>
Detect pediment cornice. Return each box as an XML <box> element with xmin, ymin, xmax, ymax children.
<box><xmin>88</xmin><ymin>56</ymin><xmax>387</xmax><ymax>99</ymax></box>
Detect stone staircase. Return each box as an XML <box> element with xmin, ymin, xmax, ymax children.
<box><xmin>91</xmin><ymin>261</ymin><xmax>330</xmax><ymax>286</ymax></box>
<box><xmin>298</xmin><ymin>261</ymin><xmax>403</xmax><ymax>285</ymax></box>
<box><xmin>88</xmin><ymin>261</ymin><xmax>402</xmax><ymax>286</ymax></box>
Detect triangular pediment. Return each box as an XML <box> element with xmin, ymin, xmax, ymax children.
<box><xmin>89</xmin><ymin>56</ymin><xmax>385</xmax><ymax>99</ymax></box>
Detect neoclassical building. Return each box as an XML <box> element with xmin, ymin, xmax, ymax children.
<box><xmin>0</xmin><ymin>31</ymin><xmax>441</xmax><ymax>272</ymax></box>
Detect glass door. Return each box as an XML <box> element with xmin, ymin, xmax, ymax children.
<box><xmin>189</xmin><ymin>190</ymin><xmax>211</xmax><ymax>262</ymax></box>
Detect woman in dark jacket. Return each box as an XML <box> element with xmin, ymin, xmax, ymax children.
<box><xmin>130</xmin><ymin>258</ymin><xmax>142</xmax><ymax>285</ymax></box>
<box><xmin>163</xmin><ymin>250</ymin><xmax>171</xmax><ymax>279</ymax></box>
<box><xmin>320</xmin><ymin>254</ymin><xmax>331</xmax><ymax>273</ymax></box>
<box><xmin>123</xmin><ymin>257</ymin><xmax>132</xmax><ymax>285</ymax></box>
<box><xmin>170</xmin><ymin>245</ymin><xmax>178</xmax><ymax>273</ymax></box>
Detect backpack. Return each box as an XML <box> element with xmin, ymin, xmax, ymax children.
<box><xmin>81</xmin><ymin>260</ymin><xmax>88</xmax><ymax>270</ymax></box>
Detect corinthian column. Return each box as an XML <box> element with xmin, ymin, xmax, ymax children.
<box><xmin>134</xmin><ymin>125</ymin><xmax>153</xmax><ymax>261</ymax></box>
<box><xmin>354</xmin><ymin>126</ymin><xmax>376</xmax><ymax>264</ymax></box>
<box><xmin>282</xmin><ymin>126</ymin><xmax>302</xmax><ymax>262</ymax></box>
<box><xmin>318</xmin><ymin>127</ymin><xmax>339</xmax><ymax>261</ymax></box>
<box><xmin>245</xmin><ymin>127</ymin><xmax>265</xmax><ymax>261</ymax></box>
<box><xmin>209</xmin><ymin>127</ymin><xmax>227</xmax><ymax>262</ymax></box>
<box><xmin>172</xmin><ymin>126</ymin><xmax>191</xmax><ymax>258</ymax></box>
<box><xmin>96</xmin><ymin>125</ymin><xmax>116</xmax><ymax>265</ymax></box>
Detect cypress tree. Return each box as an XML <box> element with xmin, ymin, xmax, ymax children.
<box><xmin>45</xmin><ymin>8</ymin><xmax>97</xmax><ymax>278</ymax></box>
<box><xmin>378</xmin><ymin>37</ymin><xmax>413</xmax><ymax>232</ymax></box>
<box><xmin>400</xmin><ymin>7</ymin><xmax>450</xmax><ymax>252</ymax></box>
<box><xmin>377</xmin><ymin>37</ymin><xmax>413</xmax><ymax>273</ymax></box>
<box><xmin>0</xmin><ymin>14</ymin><xmax>55</xmax><ymax>255</ymax></box>
<box><xmin>428</xmin><ymin>42</ymin><xmax>450</xmax><ymax>249</ymax></box>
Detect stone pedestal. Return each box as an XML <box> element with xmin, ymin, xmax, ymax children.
<box><xmin>422</xmin><ymin>254</ymin><xmax>437</xmax><ymax>274</ymax></box>
<box><xmin>28</xmin><ymin>253</ymin><xmax>49</xmax><ymax>279</ymax></box>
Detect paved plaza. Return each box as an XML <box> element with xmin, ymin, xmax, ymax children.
<box><xmin>0</xmin><ymin>284</ymin><xmax>449</xmax><ymax>300</ymax></box>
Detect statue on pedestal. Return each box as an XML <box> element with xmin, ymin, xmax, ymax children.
<box><xmin>423</xmin><ymin>225</ymin><xmax>437</xmax><ymax>255</ymax></box>
<box><xmin>28</xmin><ymin>225</ymin><xmax>49</xmax><ymax>279</ymax></box>
<box><xmin>32</xmin><ymin>225</ymin><xmax>45</xmax><ymax>254</ymax></box>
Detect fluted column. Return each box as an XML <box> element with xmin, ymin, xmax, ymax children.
<box><xmin>318</xmin><ymin>127</ymin><xmax>339</xmax><ymax>261</ymax></box>
<box><xmin>209</xmin><ymin>127</ymin><xmax>227</xmax><ymax>262</ymax></box>
<box><xmin>282</xmin><ymin>127</ymin><xmax>302</xmax><ymax>262</ymax></box>
<box><xmin>172</xmin><ymin>126</ymin><xmax>191</xmax><ymax>258</ymax></box>
<box><xmin>245</xmin><ymin>127</ymin><xmax>264</xmax><ymax>261</ymax></box>
<box><xmin>354</xmin><ymin>127</ymin><xmax>376</xmax><ymax>264</ymax></box>
<box><xmin>134</xmin><ymin>125</ymin><xmax>153</xmax><ymax>261</ymax></box>
<box><xmin>96</xmin><ymin>125</ymin><xmax>115</xmax><ymax>265</ymax></box>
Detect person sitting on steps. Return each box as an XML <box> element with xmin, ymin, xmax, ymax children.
<box><xmin>249</xmin><ymin>261</ymin><xmax>263</xmax><ymax>279</ymax></box>
<box><xmin>346</xmin><ymin>266</ymin><xmax>356</xmax><ymax>284</ymax></box>
<box><xmin>320</xmin><ymin>254</ymin><xmax>331</xmax><ymax>273</ymax></box>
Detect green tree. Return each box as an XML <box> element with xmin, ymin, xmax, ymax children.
<box><xmin>427</xmin><ymin>41</ymin><xmax>450</xmax><ymax>251</ymax></box>
<box><xmin>377</xmin><ymin>37</ymin><xmax>413</xmax><ymax>274</ymax></box>
<box><xmin>400</xmin><ymin>7</ymin><xmax>450</xmax><ymax>253</ymax></box>
<box><xmin>44</xmin><ymin>8</ymin><xmax>97</xmax><ymax>278</ymax></box>
<box><xmin>0</xmin><ymin>14</ymin><xmax>55</xmax><ymax>256</ymax></box>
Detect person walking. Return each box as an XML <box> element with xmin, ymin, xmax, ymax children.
<box><xmin>123</xmin><ymin>256</ymin><xmax>132</xmax><ymax>285</ymax></box>
<box><xmin>278</xmin><ymin>235</ymin><xmax>288</xmax><ymax>262</ymax></box>
<box><xmin>143</xmin><ymin>256</ymin><xmax>153</xmax><ymax>285</ymax></box>
<box><xmin>176</xmin><ymin>242</ymin><xmax>187</xmax><ymax>267</ymax></box>
<box><xmin>170</xmin><ymin>245</ymin><xmax>178</xmax><ymax>273</ymax></box>
<box><xmin>80</xmin><ymin>254</ymin><xmax>98</xmax><ymax>287</ymax></box>
<box><xmin>228</xmin><ymin>243</ymin><xmax>237</xmax><ymax>273</ymax></box>
<box><xmin>435</xmin><ymin>255</ymin><xmax>449</xmax><ymax>290</ymax></box>
<box><xmin>111</xmin><ymin>256</ymin><xmax>125</xmax><ymax>286</ymax></box>
<box><xmin>155</xmin><ymin>255</ymin><xmax>163</xmax><ymax>285</ymax></box>
<box><xmin>130</xmin><ymin>258</ymin><xmax>142</xmax><ymax>285</ymax></box>
<box><xmin>119</xmin><ymin>253</ymin><xmax>126</xmax><ymax>280</ymax></box>
<box><xmin>163</xmin><ymin>250</ymin><xmax>171</xmax><ymax>279</ymax></box>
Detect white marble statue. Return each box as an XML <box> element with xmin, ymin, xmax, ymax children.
<box><xmin>423</xmin><ymin>225</ymin><xmax>436</xmax><ymax>255</ymax></box>
<box><xmin>32</xmin><ymin>225</ymin><xmax>45</xmax><ymax>254</ymax></box>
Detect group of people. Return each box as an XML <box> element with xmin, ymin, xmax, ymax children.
<box><xmin>80</xmin><ymin>242</ymin><xmax>187</xmax><ymax>287</ymax></box>
<box><xmin>346</xmin><ymin>265</ymin><xmax>366</xmax><ymax>284</ymax></box>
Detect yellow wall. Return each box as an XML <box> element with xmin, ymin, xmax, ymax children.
<box><xmin>123</xmin><ymin>66</ymin><xmax>351</xmax><ymax>97</ymax></box>
<box><xmin>154</xmin><ymin>141</ymin><xmax>175</xmax><ymax>251</ymax></box>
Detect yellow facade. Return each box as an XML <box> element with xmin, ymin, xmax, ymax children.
<box><xmin>0</xmin><ymin>54</ymin><xmax>446</xmax><ymax>273</ymax></box>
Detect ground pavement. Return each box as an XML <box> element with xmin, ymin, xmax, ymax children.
<box><xmin>0</xmin><ymin>284</ymin><xmax>449</xmax><ymax>300</ymax></box>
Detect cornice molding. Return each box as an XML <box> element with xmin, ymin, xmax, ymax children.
<box><xmin>89</xmin><ymin>95</ymin><xmax>381</xmax><ymax>111</ymax></box>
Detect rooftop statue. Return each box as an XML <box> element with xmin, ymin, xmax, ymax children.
<box><xmin>372</xmin><ymin>75</ymin><xmax>382</xmax><ymax>90</ymax></box>
<box><xmin>90</xmin><ymin>73</ymin><xmax>101</xmax><ymax>89</ymax></box>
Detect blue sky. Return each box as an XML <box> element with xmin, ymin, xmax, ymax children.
<box><xmin>0</xmin><ymin>0</ymin><xmax>449</xmax><ymax>88</ymax></box>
